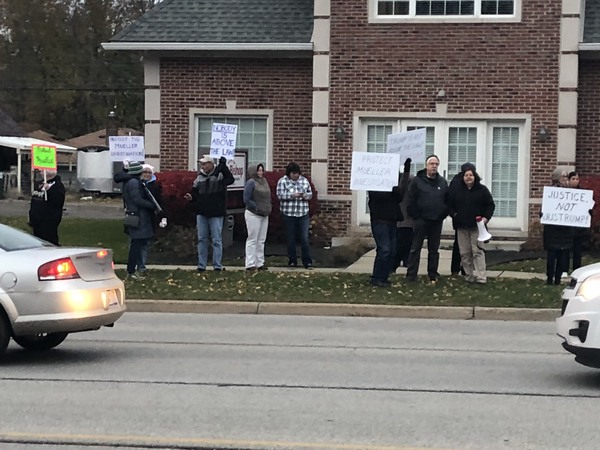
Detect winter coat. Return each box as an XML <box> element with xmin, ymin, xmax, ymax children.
<box><xmin>369</xmin><ymin>171</ymin><xmax>410</xmax><ymax>223</ymax></box>
<box><xmin>448</xmin><ymin>176</ymin><xmax>495</xmax><ymax>229</ymax></box>
<box><xmin>122</xmin><ymin>176</ymin><xmax>155</xmax><ymax>240</ymax></box>
<box><xmin>189</xmin><ymin>161</ymin><xmax>235</xmax><ymax>217</ymax></box>
<box><xmin>543</xmin><ymin>224</ymin><xmax>574</xmax><ymax>251</ymax></box>
<box><xmin>406</xmin><ymin>169</ymin><xmax>449</xmax><ymax>222</ymax></box>
<box><xmin>243</xmin><ymin>166</ymin><xmax>272</xmax><ymax>217</ymax></box>
<box><xmin>29</xmin><ymin>174</ymin><xmax>66</xmax><ymax>229</ymax></box>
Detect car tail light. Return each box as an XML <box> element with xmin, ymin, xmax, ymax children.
<box><xmin>96</xmin><ymin>249</ymin><xmax>108</xmax><ymax>258</ymax></box>
<box><xmin>38</xmin><ymin>258</ymin><xmax>80</xmax><ymax>281</ymax></box>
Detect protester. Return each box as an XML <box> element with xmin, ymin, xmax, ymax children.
<box><xmin>28</xmin><ymin>169</ymin><xmax>66</xmax><ymax>245</ymax></box>
<box><xmin>405</xmin><ymin>155</ymin><xmax>449</xmax><ymax>283</ymax></box>
<box><xmin>184</xmin><ymin>155</ymin><xmax>234</xmax><ymax>271</ymax></box>
<box><xmin>369</xmin><ymin>158</ymin><xmax>411</xmax><ymax>287</ymax></box>
<box><xmin>542</xmin><ymin>167</ymin><xmax>573</xmax><ymax>285</ymax></box>
<box><xmin>138</xmin><ymin>163</ymin><xmax>167</xmax><ymax>272</ymax></box>
<box><xmin>276</xmin><ymin>162</ymin><xmax>313</xmax><ymax>269</ymax></box>
<box><xmin>243</xmin><ymin>163</ymin><xmax>272</xmax><ymax>270</ymax></box>
<box><xmin>448</xmin><ymin>163</ymin><xmax>478</xmax><ymax>277</ymax></box>
<box><xmin>568</xmin><ymin>171</ymin><xmax>589</xmax><ymax>272</ymax></box>
<box><xmin>448</xmin><ymin>164</ymin><xmax>495</xmax><ymax>284</ymax></box>
<box><xmin>394</xmin><ymin>172</ymin><xmax>414</xmax><ymax>271</ymax></box>
<box><xmin>122</xmin><ymin>161</ymin><xmax>156</xmax><ymax>279</ymax></box>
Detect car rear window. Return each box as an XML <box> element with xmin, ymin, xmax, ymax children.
<box><xmin>0</xmin><ymin>224</ymin><xmax>51</xmax><ymax>251</ymax></box>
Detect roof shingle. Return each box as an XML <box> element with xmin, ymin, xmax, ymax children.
<box><xmin>110</xmin><ymin>0</ymin><xmax>314</xmax><ymax>44</ymax></box>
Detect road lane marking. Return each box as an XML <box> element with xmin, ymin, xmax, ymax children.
<box><xmin>0</xmin><ymin>431</ymin><xmax>462</xmax><ymax>450</ymax></box>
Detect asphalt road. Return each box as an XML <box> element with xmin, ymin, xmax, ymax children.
<box><xmin>0</xmin><ymin>313</ymin><xmax>598</xmax><ymax>450</ymax></box>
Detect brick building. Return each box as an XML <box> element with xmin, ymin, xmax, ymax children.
<box><xmin>103</xmin><ymin>0</ymin><xmax>598</xmax><ymax>244</ymax></box>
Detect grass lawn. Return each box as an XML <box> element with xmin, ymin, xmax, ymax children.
<box><xmin>1</xmin><ymin>215</ymin><xmax>565</xmax><ymax>308</ymax></box>
<box><xmin>117</xmin><ymin>269</ymin><xmax>563</xmax><ymax>309</ymax></box>
<box><xmin>489</xmin><ymin>255</ymin><xmax>600</xmax><ymax>273</ymax></box>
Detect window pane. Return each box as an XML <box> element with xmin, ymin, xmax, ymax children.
<box><xmin>447</xmin><ymin>127</ymin><xmax>477</xmax><ymax>178</ymax></box>
<box><xmin>378</xmin><ymin>0</ymin><xmax>409</xmax><ymax>15</ymax></box>
<box><xmin>491</xmin><ymin>127</ymin><xmax>519</xmax><ymax>217</ymax></box>
<box><xmin>460</xmin><ymin>1</ymin><xmax>474</xmax><ymax>14</ymax></box>
<box><xmin>394</xmin><ymin>1</ymin><xmax>409</xmax><ymax>14</ymax></box>
<box><xmin>197</xmin><ymin>116</ymin><xmax>268</xmax><ymax>168</ymax></box>
<box><xmin>416</xmin><ymin>1</ymin><xmax>430</xmax><ymax>15</ymax></box>
<box><xmin>378</xmin><ymin>1</ymin><xmax>394</xmax><ymax>15</ymax></box>
<box><xmin>482</xmin><ymin>0</ymin><xmax>513</xmax><ymax>15</ymax></box>
<box><xmin>498</xmin><ymin>0</ymin><xmax>514</xmax><ymax>14</ymax></box>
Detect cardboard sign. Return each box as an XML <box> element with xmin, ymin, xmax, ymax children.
<box><xmin>386</xmin><ymin>128</ymin><xmax>427</xmax><ymax>163</ymax></box>
<box><xmin>32</xmin><ymin>144</ymin><xmax>57</xmax><ymax>170</ymax></box>
<box><xmin>227</xmin><ymin>152</ymin><xmax>247</xmax><ymax>190</ymax></box>
<box><xmin>210</xmin><ymin>123</ymin><xmax>238</xmax><ymax>160</ymax></box>
<box><xmin>350</xmin><ymin>152</ymin><xmax>400</xmax><ymax>192</ymax></box>
<box><xmin>109</xmin><ymin>136</ymin><xmax>145</xmax><ymax>162</ymax></box>
<box><xmin>541</xmin><ymin>186</ymin><xmax>595</xmax><ymax>228</ymax></box>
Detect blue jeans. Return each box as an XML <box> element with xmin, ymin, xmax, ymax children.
<box><xmin>127</xmin><ymin>238</ymin><xmax>149</xmax><ymax>274</ymax></box>
<box><xmin>197</xmin><ymin>215</ymin><xmax>224</xmax><ymax>270</ymax></box>
<box><xmin>371</xmin><ymin>222</ymin><xmax>397</xmax><ymax>284</ymax></box>
<box><xmin>283</xmin><ymin>214</ymin><xmax>312</xmax><ymax>267</ymax></box>
<box><xmin>138</xmin><ymin>238</ymin><xmax>154</xmax><ymax>271</ymax></box>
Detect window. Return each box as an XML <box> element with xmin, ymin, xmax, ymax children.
<box><xmin>374</xmin><ymin>0</ymin><xmax>515</xmax><ymax>19</ymax></box>
<box><xmin>490</xmin><ymin>127</ymin><xmax>519</xmax><ymax>217</ymax></box>
<box><xmin>447</xmin><ymin>127</ymin><xmax>477</xmax><ymax>177</ymax></box>
<box><xmin>197</xmin><ymin>116</ymin><xmax>268</xmax><ymax>168</ymax></box>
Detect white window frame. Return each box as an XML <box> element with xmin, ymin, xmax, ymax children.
<box><xmin>188</xmin><ymin>108</ymin><xmax>274</xmax><ymax>171</ymax></box>
<box><xmin>354</xmin><ymin>117</ymin><xmax>529</xmax><ymax>231</ymax></box>
<box><xmin>369</xmin><ymin>0</ymin><xmax>521</xmax><ymax>23</ymax></box>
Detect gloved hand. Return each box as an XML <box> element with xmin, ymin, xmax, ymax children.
<box><xmin>219</xmin><ymin>156</ymin><xmax>227</xmax><ymax>165</ymax></box>
<box><xmin>403</xmin><ymin>158</ymin><xmax>412</xmax><ymax>173</ymax></box>
<box><xmin>159</xmin><ymin>217</ymin><xmax>167</xmax><ymax>228</ymax></box>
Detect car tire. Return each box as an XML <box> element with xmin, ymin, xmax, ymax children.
<box><xmin>0</xmin><ymin>313</ymin><xmax>10</xmax><ymax>356</ymax></box>
<box><xmin>12</xmin><ymin>332</ymin><xmax>68</xmax><ymax>351</ymax></box>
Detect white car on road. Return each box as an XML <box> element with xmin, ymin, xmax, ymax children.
<box><xmin>557</xmin><ymin>262</ymin><xmax>600</xmax><ymax>368</ymax></box>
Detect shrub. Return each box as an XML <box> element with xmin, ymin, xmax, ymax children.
<box><xmin>155</xmin><ymin>170</ymin><xmax>319</xmax><ymax>244</ymax></box>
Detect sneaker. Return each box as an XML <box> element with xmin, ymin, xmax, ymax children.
<box><xmin>246</xmin><ymin>266</ymin><xmax>257</xmax><ymax>271</ymax></box>
<box><xmin>304</xmin><ymin>264</ymin><xmax>313</xmax><ymax>270</ymax></box>
<box><xmin>127</xmin><ymin>272</ymin><xmax>144</xmax><ymax>280</ymax></box>
<box><xmin>257</xmin><ymin>266</ymin><xmax>268</xmax><ymax>271</ymax></box>
<box><xmin>288</xmin><ymin>261</ymin><xmax>297</xmax><ymax>268</ymax></box>
<box><xmin>214</xmin><ymin>267</ymin><xmax>226</xmax><ymax>271</ymax></box>
<box><xmin>197</xmin><ymin>268</ymin><xmax>206</xmax><ymax>273</ymax></box>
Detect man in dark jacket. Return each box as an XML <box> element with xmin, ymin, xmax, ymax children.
<box><xmin>29</xmin><ymin>169</ymin><xmax>66</xmax><ymax>245</ymax></box>
<box><xmin>368</xmin><ymin>158</ymin><xmax>411</xmax><ymax>287</ymax></box>
<box><xmin>122</xmin><ymin>161</ymin><xmax>157</xmax><ymax>279</ymax></box>
<box><xmin>184</xmin><ymin>154</ymin><xmax>234</xmax><ymax>271</ymax></box>
<box><xmin>448</xmin><ymin>164</ymin><xmax>495</xmax><ymax>284</ymax></box>
<box><xmin>406</xmin><ymin>155</ymin><xmax>449</xmax><ymax>282</ymax></box>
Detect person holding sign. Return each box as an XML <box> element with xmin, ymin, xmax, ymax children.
<box><xmin>368</xmin><ymin>158</ymin><xmax>412</xmax><ymax>287</ymax></box>
<box><xmin>184</xmin><ymin>155</ymin><xmax>234</xmax><ymax>271</ymax></box>
<box><xmin>405</xmin><ymin>155</ymin><xmax>449</xmax><ymax>283</ymax></box>
<box><xmin>28</xmin><ymin>169</ymin><xmax>65</xmax><ymax>245</ymax></box>
<box><xmin>542</xmin><ymin>167</ymin><xmax>573</xmax><ymax>285</ymax></box>
<box><xmin>276</xmin><ymin>162</ymin><xmax>313</xmax><ymax>269</ymax></box>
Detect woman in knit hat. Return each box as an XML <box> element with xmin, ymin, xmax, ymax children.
<box><xmin>243</xmin><ymin>163</ymin><xmax>272</xmax><ymax>270</ymax></box>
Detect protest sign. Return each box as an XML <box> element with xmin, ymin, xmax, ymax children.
<box><xmin>109</xmin><ymin>136</ymin><xmax>145</xmax><ymax>162</ymax></box>
<box><xmin>31</xmin><ymin>144</ymin><xmax>57</xmax><ymax>170</ymax></box>
<box><xmin>350</xmin><ymin>152</ymin><xmax>400</xmax><ymax>192</ymax></box>
<box><xmin>210</xmin><ymin>123</ymin><xmax>238</xmax><ymax>159</ymax></box>
<box><xmin>386</xmin><ymin>128</ymin><xmax>426</xmax><ymax>163</ymax></box>
<box><xmin>541</xmin><ymin>186</ymin><xmax>595</xmax><ymax>228</ymax></box>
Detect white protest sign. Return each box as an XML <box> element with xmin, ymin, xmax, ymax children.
<box><xmin>386</xmin><ymin>128</ymin><xmax>426</xmax><ymax>163</ymax></box>
<box><xmin>350</xmin><ymin>152</ymin><xmax>401</xmax><ymax>192</ymax></box>
<box><xmin>210</xmin><ymin>123</ymin><xmax>238</xmax><ymax>159</ymax></box>
<box><xmin>541</xmin><ymin>186</ymin><xmax>595</xmax><ymax>228</ymax></box>
<box><xmin>109</xmin><ymin>136</ymin><xmax>145</xmax><ymax>162</ymax></box>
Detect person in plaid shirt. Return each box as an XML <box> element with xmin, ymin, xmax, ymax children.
<box><xmin>276</xmin><ymin>162</ymin><xmax>313</xmax><ymax>269</ymax></box>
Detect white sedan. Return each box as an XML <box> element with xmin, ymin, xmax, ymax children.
<box><xmin>557</xmin><ymin>262</ymin><xmax>600</xmax><ymax>368</ymax></box>
<box><xmin>0</xmin><ymin>223</ymin><xmax>126</xmax><ymax>356</ymax></box>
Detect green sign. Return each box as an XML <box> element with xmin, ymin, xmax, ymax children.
<box><xmin>32</xmin><ymin>144</ymin><xmax>57</xmax><ymax>170</ymax></box>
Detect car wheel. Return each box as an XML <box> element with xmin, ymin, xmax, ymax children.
<box><xmin>13</xmin><ymin>332</ymin><xmax>68</xmax><ymax>351</ymax></box>
<box><xmin>0</xmin><ymin>313</ymin><xmax>10</xmax><ymax>356</ymax></box>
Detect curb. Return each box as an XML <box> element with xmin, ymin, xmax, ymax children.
<box><xmin>126</xmin><ymin>300</ymin><xmax>561</xmax><ymax>321</ymax></box>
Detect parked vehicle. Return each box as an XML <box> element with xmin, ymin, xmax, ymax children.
<box><xmin>557</xmin><ymin>262</ymin><xmax>600</xmax><ymax>368</ymax></box>
<box><xmin>0</xmin><ymin>224</ymin><xmax>126</xmax><ymax>356</ymax></box>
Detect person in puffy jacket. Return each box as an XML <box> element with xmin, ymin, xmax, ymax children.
<box><xmin>448</xmin><ymin>165</ymin><xmax>495</xmax><ymax>284</ymax></box>
<box><xmin>243</xmin><ymin>163</ymin><xmax>272</xmax><ymax>270</ymax></box>
<box><xmin>184</xmin><ymin>154</ymin><xmax>234</xmax><ymax>271</ymax></box>
<box><xmin>122</xmin><ymin>161</ymin><xmax>156</xmax><ymax>279</ymax></box>
<box><xmin>28</xmin><ymin>169</ymin><xmax>65</xmax><ymax>245</ymax></box>
<box><xmin>368</xmin><ymin>158</ymin><xmax>411</xmax><ymax>287</ymax></box>
<box><xmin>405</xmin><ymin>155</ymin><xmax>449</xmax><ymax>283</ymax></box>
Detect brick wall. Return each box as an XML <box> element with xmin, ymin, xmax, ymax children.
<box><xmin>328</xmin><ymin>0</ymin><xmax>562</xmax><ymax>201</ymax></box>
<box><xmin>159</xmin><ymin>58</ymin><xmax>313</xmax><ymax>174</ymax></box>
<box><xmin>578</xmin><ymin>60</ymin><xmax>600</xmax><ymax>174</ymax></box>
